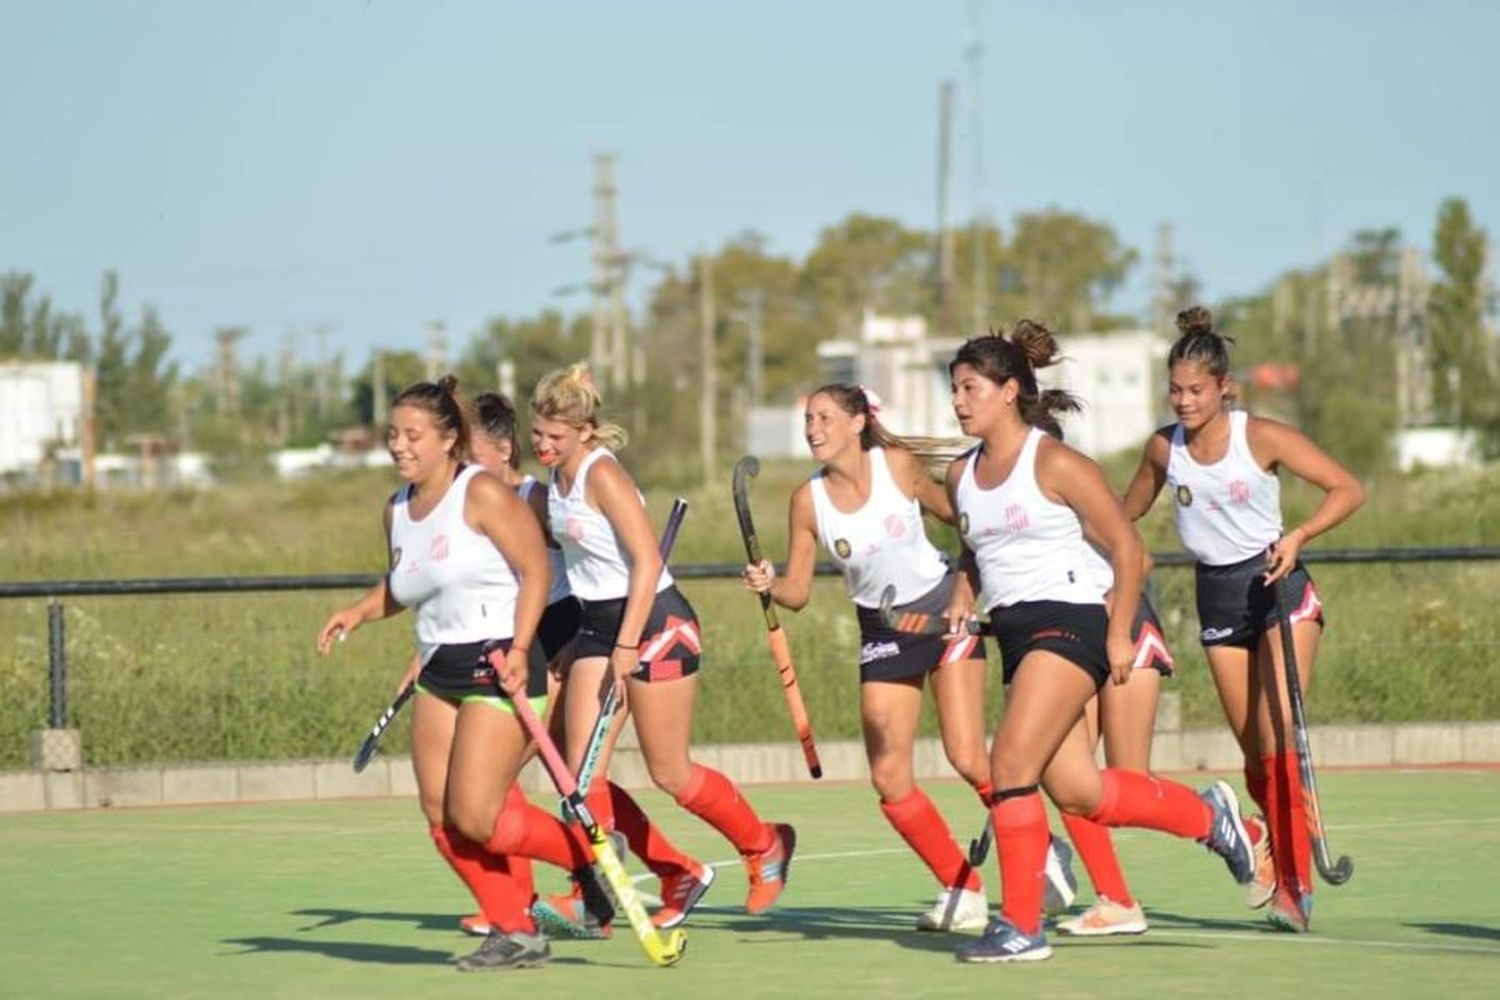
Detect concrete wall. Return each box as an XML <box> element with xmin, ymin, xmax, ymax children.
<box><xmin>4</xmin><ymin>713</ymin><xmax>1498</xmax><ymax>814</ymax></box>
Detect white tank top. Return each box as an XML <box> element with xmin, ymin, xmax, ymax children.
<box><xmin>1166</xmin><ymin>410</ymin><xmax>1283</xmax><ymax>566</ymax></box>
<box><xmin>549</xmin><ymin>448</ymin><xmax>674</xmax><ymax>602</ymax></box>
<box><xmin>388</xmin><ymin>465</ymin><xmax>520</xmax><ymax>659</ymax></box>
<box><xmin>519</xmin><ymin>475</ymin><xmax>572</xmax><ymax>605</ymax></box>
<box><xmin>956</xmin><ymin>429</ymin><xmax>1104</xmax><ymax>610</ymax></box>
<box><xmin>808</xmin><ymin>448</ymin><xmax>949</xmax><ymax>608</ymax></box>
<box><xmin>1082</xmin><ymin>538</ymin><xmax>1115</xmax><ymax>597</ymax></box>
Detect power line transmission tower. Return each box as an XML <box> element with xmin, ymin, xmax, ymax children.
<box><xmin>215</xmin><ymin>327</ymin><xmax>246</xmax><ymax>417</ymax></box>
<box><xmin>1152</xmin><ymin>222</ymin><xmax>1175</xmax><ymax>335</ymax></box>
<box><xmin>425</xmin><ymin>321</ymin><xmax>448</xmax><ymax>382</ymax></box>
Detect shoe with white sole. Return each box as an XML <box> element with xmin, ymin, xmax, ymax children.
<box><xmin>1042</xmin><ymin>836</ymin><xmax>1078</xmax><ymax>917</ymax></box>
<box><xmin>916</xmin><ymin>887</ymin><xmax>990</xmax><ymax>932</ymax></box>
<box><xmin>1244</xmin><ymin>814</ymin><xmax>1277</xmax><ymax>909</ymax></box>
<box><xmin>954</xmin><ymin>916</ymin><xmax>1052</xmax><ymax>963</ymax></box>
<box><xmin>1056</xmin><ymin>896</ymin><xmax>1148</xmax><ymax>936</ymax></box>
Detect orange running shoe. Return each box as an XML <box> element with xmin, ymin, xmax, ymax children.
<box><xmin>743</xmin><ymin>823</ymin><xmax>797</xmax><ymax>915</ymax></box>
<box><xmin>1244</xmin><ymin>814</ymin><xmax>1277</xmax><ymax>909</ymax></box>
<box><xmin>459</xmin><ymin>914</ymin><xmax>491</xmax><ymax>937</ymax></box>
<box><xmin>652</xmin><ymin>862</ymin><xmax>717</xmax><ymax>929</ymax></box>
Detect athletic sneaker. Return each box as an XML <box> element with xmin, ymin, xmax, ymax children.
<box><xmin>1200</xmin><ymin>781</ymin><xmax>1255</xmax><ymax>884</ymax></box>
<box><xmin>743</xmin><ymin>822</ymin><xmax>797</xmax><ymax>914</ymax></box>
<box><xmin>1042</xmin><ymin>836</ymin><xmax>1078</xmax><ymax>917</ymax></box>
<box><xmin>653</xmin><ymin>862</ymin><xmax>717</xmax><ymax>929</ymax></box>
<box><xmin>532</xmin><ymin>891</ymin><xmax>612</xmax><ymax>940</ymax></box>
<box><xmin>459</xmin><ymin>914</ymin><xmax>491</xmax><ymax>937</ymax></box>
<box><xmin>1266</xmin><ymin>886</ymin><xmax>1313</xmax><ymax>933</ymax></box>
<box><xmin>1244</xmin><ymin>814</ymin><xmax>1277</xmax><ymax>909</ymax></box>
<box><xmin>454</xmin><ymin>929</ymin><xmax>551</xmax><ymax>972</ymax></box>
<box><xmin>916</xmin><ymin>887</ymin><xmax>990</xmax><ymax>932</ymax></box>
<box><xmin>1056</xmin><ymin>896</ymin><xmax>1148</xmax><ymax>937</ymax></box>
<box><xmin>954</xmin><ymin>916</ymin><xmax>1052</xmax><ymax>963</ymax></box>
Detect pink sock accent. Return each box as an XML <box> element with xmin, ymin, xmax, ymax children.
<box><xmin>1087</xmin><ymin>768</ymin><xmax>1212</xmax><ymax>840</ymax></box>
<box><xmin>992</xmin><ymin>791</ymin><xmax>1049</xmax><ymax>935</ymax></box>
<box><xmin>1060</xmin><ymin>811</ymin><xmax>1133</xmax><ymax>906</ymax></box>
<box><xmin>879</xmin><ymin>788</ymin><xmax>981</xmax><ymax>892</ymax></box>
<box><xmin>673</xmin><ymin>764</ymin><xmax>773</xmax><ymax>855</ymax></box>
<box><xmin>974</xmin><ymin>781</ymin><xmax>995</xmax><ymax>808</ymax></box>
<box><xmin>430</xmin><ymin>824</ymin><xmax>536</xmax><ymax>934</ymax></box>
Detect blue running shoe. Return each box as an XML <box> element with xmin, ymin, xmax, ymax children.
<box><xmin>1042</xmin><ymin>836</ymin><xmax>1078</xmax><ymax>917</ymax></box>
<box><xmin>955</xmin><ymin>917</ymin><xmax>1053</xmax><ymax>964</ymax></box>
<box><xmin>1200</xmin><ymin>780</ymin><xmax>1255</xmax><ymax>884</ymax></box>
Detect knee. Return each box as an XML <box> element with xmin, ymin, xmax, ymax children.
<box><xmin>648</xmin><ymin>758</ymin><xmax>695</xmax><ymax>798</ymax></box>
<box><xmin>868</xmin><ymin>754</ymin><xmax>913</xmax><ymax>801</ymax></box>
<box><xmin>943</xmin><ymin>738</ymin><xmax>988</xmax><ymax>786</ymax></box>
<box><xmin>418</xmin><ymin>794</ymin><xmax>445</xmax><ymax>827</ymax></box>
<box><xmin>445</xmin><ymin>796</ymin><xmax>500</xmax><ymax>846</ymax></box>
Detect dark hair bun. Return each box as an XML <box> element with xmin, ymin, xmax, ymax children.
<box><xmin>1175</xmin><ymin>307</ymin><xmax>1214</xmax><ymax>338</ymax></box>
<box><xmin>1011</xmin><ymin>319</ymin><xmax>1060</xmax><ymax>368</ymax></box>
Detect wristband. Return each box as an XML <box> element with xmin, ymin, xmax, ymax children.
<box><xmin>615</xmin><ymin>642</ymin><xmax>640</xmax><ymax>651</ymax></box>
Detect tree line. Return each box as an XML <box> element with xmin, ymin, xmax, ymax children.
<box><xmin>2</xmin><ymin>198</ymin><xmax>1492</xmax><ymax>479</ymax></box>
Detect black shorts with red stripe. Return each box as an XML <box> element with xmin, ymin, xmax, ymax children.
<box><xmin>854</xmin><ymin>572</ymin><xmax>989</xmax><ymax>683</ymax></box>
<box><xmin>1193</xmin><ymin>553</ymin><xmax>1324</xmax><ymax>649</ymax></box>
<box><xmin>987</xmin><ymin>600</ymin><xmax>1110</xmax><ymax>686</ymax></box>
<box><xmin>1130</xmin><ymin>594</ymin><xmax>1175</xmax><ymax>676</ymax></box>
<box><xmin>575</xmin><ymin>584</ymin><xmax>702</xmax><ymax>683</ymax></box>
<box><xmin>537</xmin><ymin>595</ymin><xmax>583</xmax><ymax>662</ymax></box>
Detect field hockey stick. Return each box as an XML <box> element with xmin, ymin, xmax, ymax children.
<box><xmin>351</xmin><ymin>682</ymin><xmax>415</xmax><ymax>773</ymax></box>
<box><xmin>497</xmin><ymin>666</ymin><xmax>687</xmax><ymax>967</ymax></box>
<box><xmin>732</xmin><ymin>456</ymin><xmax>823</xmax><ymax>779</ymax></box>
<box><xmin>876</xmin><ymin>584</ymin><xmax>986</xmax><ymax>636</ymax></box>
<box><xmin>1273</xmin><ymin>575</ymin><xmax>1354</xmax><ymax>886</ymax></box>
<box><xmin>571</xmin><ymin>498</ymin><xmax>689</xmax><ymax>803</ymax></box>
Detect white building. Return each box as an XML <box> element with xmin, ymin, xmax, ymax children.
<box><xmin>747</xmin><ymin>313</ymin><xmax>1168</xmax><ymax>459</ymax></box>
<box><xmin>0</xmin><ymin>361</ymin><xmax>84</xmax><ymax>476</ymax></box>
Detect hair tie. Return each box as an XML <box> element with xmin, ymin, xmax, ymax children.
<box><xmin>857</xmin><ymin>385</ymin><xmax>883</xmax><ymax>416</ymax></box>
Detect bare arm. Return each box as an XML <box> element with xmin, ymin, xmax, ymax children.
<box><xmin>943</xmin><ymin>454</ymin><xmax>979</xmax><ymax>630</ymax></box>
<box><xmin>1120</xmin><ymin>427</ymin><xmax>1172</xmax><ymax>522</ymax></box>
<box><xmin>887</xmin><ymin>446</ymin><xmax>955</xmax><ymax>523</ymax></box>
<box><xmin>317</xmin><ymin>497</ymin><xmax>403</xmax><ymax>653</ymax></box>
<box><xmin>1248</xmin><ymin>416</ymin><xmax>1366</xmax><ymax>582</ymax></box>
<box><xmin>469</xmin><ymin>473</ymin><xmax>550</xmax><ymax>657</ymax></box>
<box><xmin>745</xmin><ymin>483</ymin><xmax>819</xmax><ymax>612</ymax></box>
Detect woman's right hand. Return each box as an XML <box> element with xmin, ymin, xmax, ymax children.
<box><xmin>741</xmin><ymin>558</ymin><xmax>775</xmax><ymax>595</ymax></box>
<box><xmin>316</xmin><ymin>608</ymin><xmax>362</xmax><ymax>655</ymax></box>
<box><xmin>944</xmin><ymin>590</ymin><xmax>977</xmax><ymax>636</ymax></box>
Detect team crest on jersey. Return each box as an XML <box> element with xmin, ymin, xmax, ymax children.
<box><xmin>389</xmin><ymin>547</ymin><xmax>402</xmax><ymax>571</ymax></box>
<box><xmin>834</xmin><ymin>538</ymin><xmax>852</xmax><ymax>559</ymax></box>
<box><xmin>959</xmin><ymin>512</ymin><xmax>970</xmax><ymax>536</ymax></box>
<box><xmin>1175</xmin><ymin>484</ymin><xmax>1193</xmax><ymax>507</ymax></box>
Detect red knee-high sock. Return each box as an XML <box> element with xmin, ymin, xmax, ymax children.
<box><xmin>992</xmin><ymin>789</ymin><xmax>1050</xmax><ymax>935</ymax></box>
<box><xmin>1244</xmin><ymin>760</ymin><xmax>1269</xmax><ymax>819</ymax></box>
<box><xmin>1267</xmin><ymin>752</ymin><xmax>1312</xmax><ymax>895</ymax></box>
<box><xmin>1060</xmin><ymin>811</ymin><xmax>1134</xmax><ymax>906</ymax></box>
<box><xmin>974</xmin><ymin>781</ymin><xmax>995</xmax><ymax>807</ymax></box>
<box><xmin>430</xmin><ymin>824</ymin><xmax>537</xmax><ymax>934</ymax></box>
<box><xmin>609</xmin><ymin>781</ymin><xmax>697</xmax><ymax>877</ymax></box>
<box><xmin>880</xmin><ymin>788</ymin><xmax>981</xmax><ymax>892</ymax></box>
<box><xmin>673</xmin><ymin>764</ymin><xmax>773</xmax><ymax>855</ymax></box>
<box><xmin>485</xmin><ymin>784</ymin><xmax>593</xmax><ymax>870</ymax></box>
<box><xmin>1086</xmin><ymin>768</ymin><xmax>1211</xmax><ymax>840</ymax></box>
<box><xmin>585</xmin><ymin>776</ymin><xmax>616</xmax><ymax>833</ymax></box>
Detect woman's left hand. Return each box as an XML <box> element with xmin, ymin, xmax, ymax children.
<box><xmin>610</xmin><ymin>643</ymin><xmax>641</xmax><ymax>687</ymax></box>
<box><xmin>1106</xmin><ymin>632</ymin><xmax>1134</xmax><ymax>686</ymax></box>
<box><xmin>494</xmin><ymin>645</ymin><xmax>529</xmax><ymax>697</ymax></box>
<box><xmin>1265</xmin><ymin>529</ymin><xmax>1305</xmax><ymax>584</ymax></box>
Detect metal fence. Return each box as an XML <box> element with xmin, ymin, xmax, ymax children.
<box><xmin>2</xmin><ymin>546</ymin><xmax>1498</xmax><ymax>768</ymax></box>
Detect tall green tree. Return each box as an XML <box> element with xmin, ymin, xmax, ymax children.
<box><xmin>1004</xmin><ymin>209</ymin><xmax>1138</xmax><ymax>331</ymax></box>
<box><xmin>1427</xmin><ymin>198</ymin><xmax>1492</xmax><ymax>432</ymax></box>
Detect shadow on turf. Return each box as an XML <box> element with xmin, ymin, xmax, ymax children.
<box><xmin>1405</xmin><ymin>922</ymin><xmax>1500</xmax><ymax>944</ymax></box>
<box><xmin>291</xmin><ymin>908</ymin><xmax>461</xmax><ymax>933</ymax></box>
<box><xmin>699</xmin><ymin>905</ymin><xmax>1207</xmax><ymax>953</ymax></box>
<box><xmin>221</xmin><ymin>936</ymin><xmax>598</xmax><ymax>969</ymax></box>
<box><xmin>1138</xmin><ymin>910</ymin><xmax>1274</xmax><ymax>934</ymax></box>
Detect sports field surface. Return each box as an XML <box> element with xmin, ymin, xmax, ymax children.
<box><xmin>4</xmin><ymin>769</ymin><xmax>1497</xmax><ymax>999</ymax></box>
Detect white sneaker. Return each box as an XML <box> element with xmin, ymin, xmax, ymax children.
<box><xmin>1244</xmin><ymin>814</ymin><xmax>1277</xmax><ymax>909</ymax></box>
<box><xmin>1056</xmin><ymin>896</ymin><xmax>1148</xmax><ymax>937</ymax></box>
<box><xmin>915</xmin><ymin>887</ymin><xmax>990</xmax><ymax>932</ymax></box>
<box><xmin>1042</xmin><ymin>837</ymin><xmax>1078</xmax><ymax>917</ymax></box>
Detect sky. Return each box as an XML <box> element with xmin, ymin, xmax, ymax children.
<box><xmin>2</xmin><ymin>0</ymin><xmax>1496</xmax><ymax>372</ymax></box>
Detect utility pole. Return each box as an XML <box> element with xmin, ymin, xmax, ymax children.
<box><xmin>698</xmin><ymin>255</ymin><xmax>717</xmax><ymax>487</ymax></box>
<box><xmin>372</xmin><ymin>349</ymin><xmax>387</xmax><ymax>428</ymax></box>
<box><xmin>935</xmin><ymin>80</ymin><xmax>957</xmax><ymax>331</ymax></box>
<box><xmin>425</xmin><ymin>321</ymin><xmax>448</xmax><ymax>382</ymax></box>
<box><xmin>1152</xmin><ymin>222</ymin><xmax>1175</xmax><ymax>335</ymax></box>
<box><xmin>739</xmin><ymin>288</ymin><xmax>766</xmax><ymax>409</ymax></box>
<box><xmin>216</xmin><ymin>327</ymin><xmax>245</xmax><ymax>417</ymax></box>
<box><xmin>592</xmin><ymin>154</ymin><xmax>631</xmax><ymax>389</ymax></box>
<box><xmin>966</xmin><ymin>2</ymin><xmax>989</xmax><ymax>334</ymax></box>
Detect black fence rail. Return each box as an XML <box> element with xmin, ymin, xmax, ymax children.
<box><xmin>3</xmin><ymin>545</ymin><xmax>1499</xmax><ymax>739</ymax></box>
